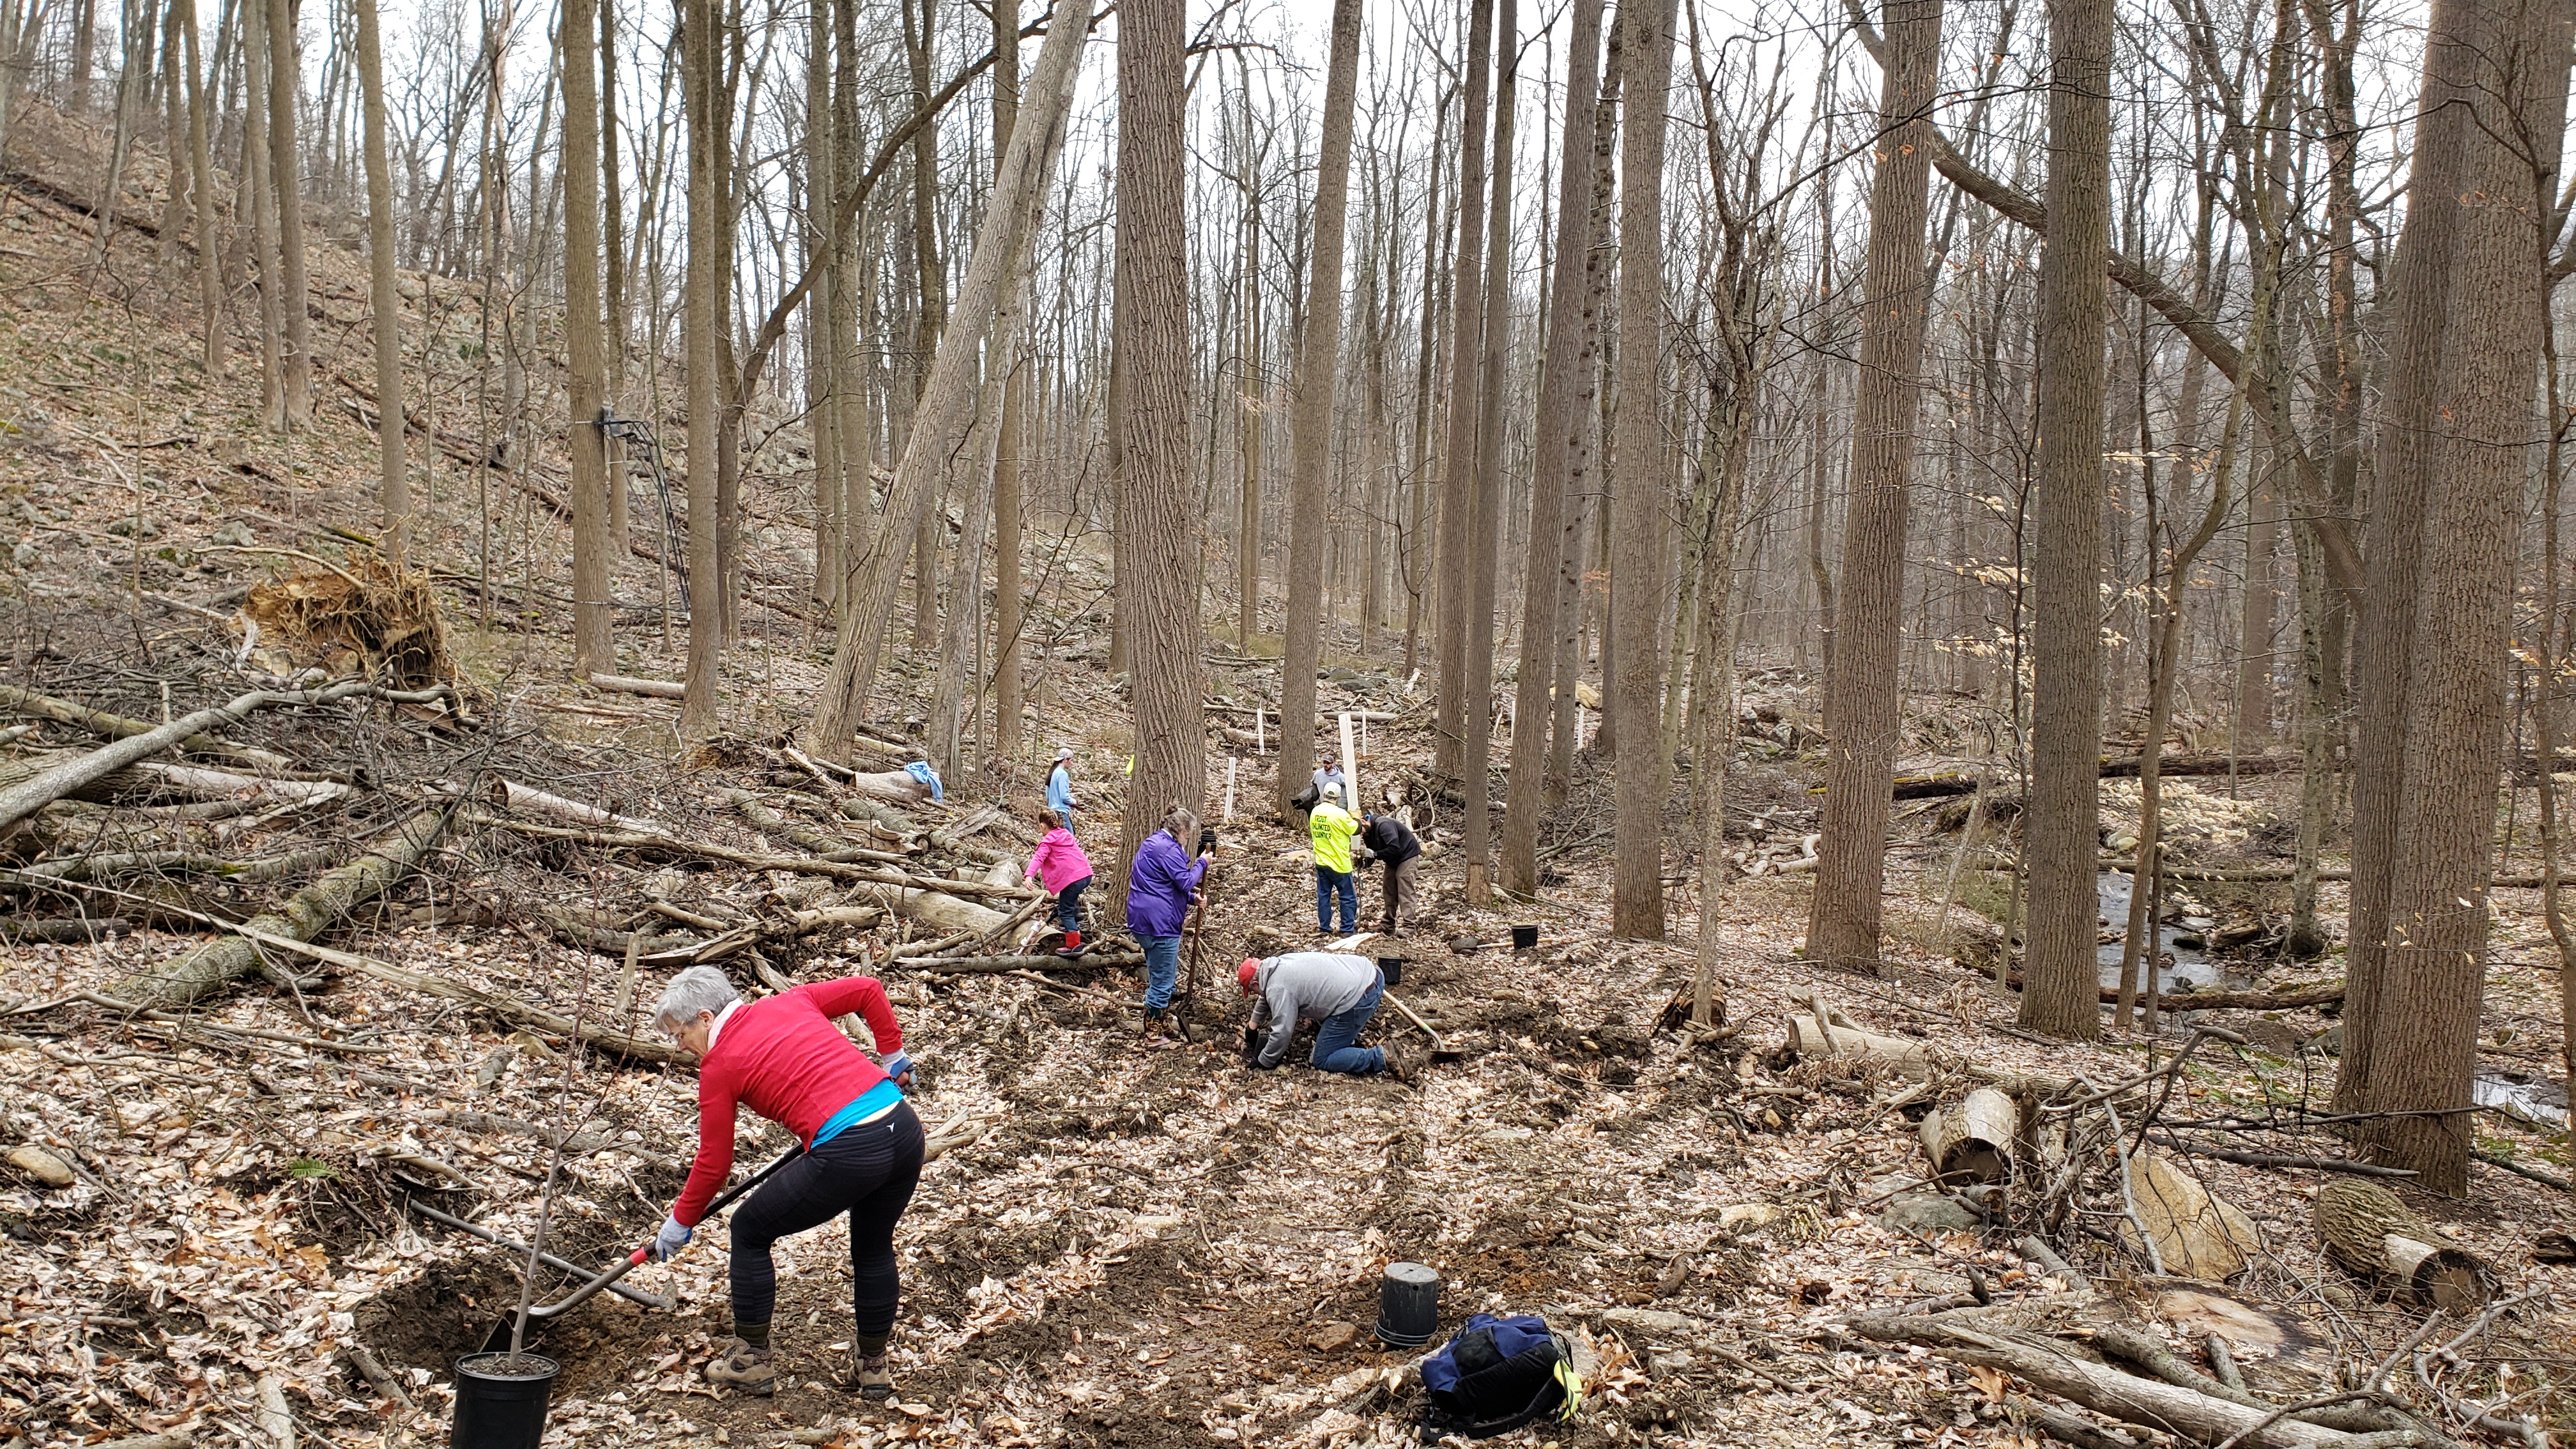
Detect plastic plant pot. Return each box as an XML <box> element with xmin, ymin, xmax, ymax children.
<box><xmin>451</xmin><ymin>1351</ymin><xmax>559</xmax><ymax>1449</ymax></box>
<box><xmin>1376</xmin><ymin>957</ymin><xmax>1405</xmax><ymax>987</ymax></box>
<box><xmin>1375</xmin><ymin>1262</ymin><xmax>1441</xmax><ymax>1348</ymax></box>
<box><xmin>1510</xmin><ymin>924</ymin><xmax>1539</xmax><ymax>952</ymax></box>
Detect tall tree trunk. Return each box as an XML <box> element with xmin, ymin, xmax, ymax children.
<box><xmin>1431</xmin><ymin>0</ymin><xmax>1495</xmax><ymax>780</ymax></box>
<box><xmin>2236</xmin><ymin>480</ymin><xmax>2276</xmax><ymax>745</ymax></box>
<box><xmin>2365</xmin><ymin>0</ymin><xmax>2571</xmax><ymax>1193</ymax></box>
<box><xmin>680</xmin><ymin>0</ymin><xmax>724</xmax><ymax>736</ymax></box>
<box><xmin>1236</xmin><ymin>190</ymin><xmax>1264</xmax><ymax>647</ymax></box>
<box><xmin>804</xmin><ymin>0</ymin><xmax>1091</xmax><ymax>759</ymax></box>
<box><xmin>905</xmin><ymin>0</ymin><xmax>947</xmax><ymax>653</ymax></box>
<box><xmin>1278</xmin><ymin>0</ymin><xmax>1363</xmax><ymax>815</ymax></box>
<box><xmin>1803</xmin><ymin>0</ymin><xmax>1942</xmax><ymax>969</ymax></box>
<box><xmin>1503</xmin><ymin>0</ymin><xmax>1606</xmax><ymax>891</ymax></box>
<box><xmin>180</xmin><ymin>0</ymin><xmax>221</xmax><ymax>374</ymax></box>
<box><xmin>1608</xmin><ymin>0</ymin><xmax>1678</xmax><ymax>940</ymax></box>
<box><xmin>990</xmin><ymin>0</ymin><xmax>1026</xmax><ymax>768</ymax></box>
<box><xmin>601</xmin><ymin>0</ymin><xmax>629</xmax><ymax>554</ymax></box>
<box><xmin>1462</xmin><ymin>0</ymin><xmax>1518</xmax><ymax>901</ymax></box>
<box><xmin>2337</xmin><ymin>0</ymin><xmax>2477</xmax><ymax>1114</ymax></box>
<box><xmin>805</xmin><ymin>0</ymin><xmax>841</xmax><ymax>605</ymax></box>
<box><xmin>264</xmin><ymin>0</ymin><xmax>310</xmax><ymax>424</ymax></box>
<box><xmin>1549</xmin><ymin>38</ymin><xmax>1620</xmax><ymax>806</ymax></box>
<box><xmin>1105</xmin><ymin>0</ymin><xmax>1202</xmax><ymax>914</ymax></box>
<box><xmin>563</xmin><ymin>0</ymin><xmax>610</xmax><ymax>671</ymax></box>
<box><xmin>241</xmin><ymin>0</ymin><xmax>284</xmax><ymax>427</ymax></box>
<box><xmin>353</xmin><ymin>0</ymin><xmax>406</xmax><ymax>561</ymax></box>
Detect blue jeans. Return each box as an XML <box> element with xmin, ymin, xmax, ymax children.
<box><xmin>1055</xmin><ymin>875</ymin><xmax>1089</xmax><ymax>933</ymax></box>
<box><xmin>1140</xmin><ymin>933</ymin><xmax>1181</xmax><ymax>1009</ymax></box>
<box><xmin>1315</xmin><ymin>866</ymin><xmax>1357</xmax><ymax>933</ymax></box>
<box><xmin>1312</xmin><ymin>975</ymin><xmax>1386</xmax><ymax>1074</ymax></box>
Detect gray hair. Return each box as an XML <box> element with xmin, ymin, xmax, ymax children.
<box><xmin>1161</xmin><ymin>804</ymin><xmax>1200</xmax><ymax>841</ymax></box>
<box><xmin>652</xmin><ymin>965</ymin><xmax>740</xmax><ymax>1032</ymax></box>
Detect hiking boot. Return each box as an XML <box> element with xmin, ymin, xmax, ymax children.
<box><xmin>704</xmin><ymin>1340</ymin><xmax>776</xmax><ymax>1395</ymax></box>
<box><xmin>1383</xmin><ymin>1042</ymin><xmax>1425</xmax><ymax>1084</ymax></box>
<box><xmin>1143</xmin><ymin>1006</ymin><xmax>1173</xmax><ymax>1038</ymax></box>
<box><xmin>852</xmin><ymin>1351</ymin><xmax>895</xmax><ymax>1401</ymax></box>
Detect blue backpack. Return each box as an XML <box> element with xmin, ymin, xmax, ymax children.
<box><xmin>1416</xmin><ymin>1314</ymin><xmax>1583</xmax><ymax>1440</ymax></box>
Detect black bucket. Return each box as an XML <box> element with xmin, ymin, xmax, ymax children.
<box><xmin>1510</xmin><ymin>924</ymin><xmax>1539</xmax><ymax>952</ymax></box>
<box><xmin>451</xmin><ymin>1351</ymin><xmax>558</xmax><ymax>1449</ymax></box>
<box><xmin>1375</xmin><ymin>1262</ymin><xmax>1441</xmax><ymax>1348</ymax></box>
<box><xmin>1377</xmin><ymin>956</ymin><xmax>1405</xmax><ymax>987</ymax></box>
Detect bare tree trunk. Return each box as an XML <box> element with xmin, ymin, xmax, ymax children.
<box><xmin>1549</xmin><ymin>41</ymin><xmax>1619</xmax><ymax>805</ymax></box>
<box><xmin>990</xmin><ymin>0</ymin><xmax>1026</xmax><ymax>769</ymax></box>
<box><xmin>601</xmin><ymin>0</ymin><xmax>629</xmax><ymax>555</ymax></box>
<box><xmin>2366</xmin><ymin>0</ymin><xmax>2570</xmax><ymax>1193</ymax></box>
<box><xmin>1462</xmin><ymin>0</ymin><xmax>1517</xmax><ymax>902</ymax></box>
<box><xmin>805</xmin><ymin>0</ymin><xmax>1091</xmax><ymax>759</ymax></box>
<box><xmin>1278</xmin><ymin>0</ymin><xmax>1363</xmax><ymax>815</ymax></box>
<box><xmin>2236</xmin><ymin>480</ymin><xmax>2276</xmax><ymax>745</ymax></box>
<box><xmin>1431</xmin><ymin>0</ymin><xmax>1494</xmax><ymax>781</ymax></box>
<box><xmin>1608</xmin><ymin>0</ymin><xmax>1678</xmax><ymax>940</ymax></box>
<box><xmin>1804</xmin><ymin>0</ymin><xmax>1942</xmax><ymax>969</ymax></box>
<box><xmin>1106</xmin><ymin>0</ymin><xmax>1202</xmax><ymax>914</ymax></box>
<box><xmin>241</xmin><ymin>0</ymin><xmax>284</xmax><ymax>427</ymax></box>
<box><xmin>1503</xmin><ymin>0</ymin><xmax>1605</xmax><ymax>891</ymax></box>
<box><xmin>179</xmin><ymin>0</ymin><xmax>222</xmax><ymax>374</ymax></box>
<box><xmin>905</xmin><ymin>0</ymin><xmax>947</xmax><ymax>654</ymax></box>
<box><xmin>563</xmin><ymin>0</ymin><xmax>610</xmax><ymax>671</ymax></box>
<box><xmin>2337</xmin><ymin>0</ymin><xmax>2476</xmax><ymax>1114</ymax></box>
<box><xmin>352</xmin><ymin>0</ymin><xmax>406</xmax><ymax>561</ymax></box>
<box><xmin>264</xmin><ymin>0</ymin><xmax>310</xmax><ymax>424</ymax></box>
<box><xmin>680</xmin><ymin>0</ymin><xmax>724</xmax><ymax>736</ymax></box>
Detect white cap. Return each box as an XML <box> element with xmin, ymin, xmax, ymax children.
<box><xmin>1054</xmin><ymin>745</ymin><xmax>1076</xmax><ymax>761</ymax></box>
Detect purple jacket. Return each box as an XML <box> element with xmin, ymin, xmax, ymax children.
<box><xmin>1124</xmin><ymin>828</ymin><xmax>1206</xmax><ymax>938</ymax></box>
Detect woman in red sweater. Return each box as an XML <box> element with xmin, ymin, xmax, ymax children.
<box><xmin>648</xmin><ymin>964</ymin><xmax>922</xmax><ymax>1399</ymax></box>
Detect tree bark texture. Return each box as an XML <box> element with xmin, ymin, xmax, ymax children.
<box><xmin>1804</xmin><ymin>0</ymin><xmax>1942</xmax><ymax>969</ymax></box>
<box><xmin>1276</xmin><ymin>0</ymin><xmax>1363</xmax><ymax>818</ymax></box>
<box><xmin>990</xmin><ymin>0</ymin><xmax>1027</xmax><ymax>768</ymax></box>
<box><xmin>680</xmin><ymin>0</ymin><xmax>723</xmax><ymax>737</ymax></box>
<box><xmin>353</xmin><ymin>0</ymin><xmax>407</xmax><ymax>560</ymax></box>
<box><xmin>1107</xmin><ymin>0</ymin><xmax>1207</xmax><ymax>918</ymax></box>
<box><xmin>563</xmin><ymin>0</ymin><xmax>612</xmax><ymax>673</ymax></box>
<box><xmin>1462</xmin><ymin>0</ymin><xmax>1518</xmax><ymax>902</ymax></box>
<box><xmin>263</xmin><ymin>0</ymin><xmax>310</xmax><ymax>425</ymax></box>
<box><xmin>2365</xmin><ymin>0</ymin><xmax>2572</xmax><ymax>1191</ymax></box>
<box><xmin>1609</xmin><ymin>0</ymin><xmax>1680</xmax><ymax>940</ymax></box>
<box><xmin>2018</xmin><ymin>0</ymin><xmax>2112</xmax><ymax>1041</ymax></box>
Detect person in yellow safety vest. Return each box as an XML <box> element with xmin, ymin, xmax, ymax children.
<box><xmin>1308</xmin><ymin>795</ymin><xmax>1361</xmax><ymax>935</ymax></box>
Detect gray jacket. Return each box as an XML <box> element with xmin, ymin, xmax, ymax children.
<box><xmin>1251</xmin><ymin>952</ymin><xmax>1379</xmax><ymax>1068</ymax></box>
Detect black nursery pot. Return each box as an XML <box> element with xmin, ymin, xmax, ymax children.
<box><xmin>1377</xmin><ymin>956</ymin><xmax>1405</xmax><ymax>987</ymax></box>
<box><xmin>1376</xmin><ymin>1261</ymin><xmax>1441</xmax><ymax>1348</ymax></box>
<box><xmin>1510</xmin><ymin>924</ymin><xmax>1539</xmax><ymax>952</ymax></box>
<box><xmin>452</xmin><ymin>1351</ymin><xmax>559</xmax><ymax>1449</ymax></box>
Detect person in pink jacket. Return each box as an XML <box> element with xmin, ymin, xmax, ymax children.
<box><xmin>1025</xmin><ymin>809</ymin><xmax>1095</xmax><ymax>958</ymax></box>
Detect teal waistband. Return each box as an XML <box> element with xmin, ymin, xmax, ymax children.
<box><xmin>810</xmin><ymin>1078</ymin><xmax>904</xmax><ymax>1149</ymax></box>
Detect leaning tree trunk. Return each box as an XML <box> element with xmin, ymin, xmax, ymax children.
<box><xmin>1276</xmin><ymin>0</ymin><xmax>1363</xmax><ymax>819</ymax></box>
<box><xmin>2367</xmin><ymin>0</ymin><xmax>2571</xmax><ymax>1193</ymax></box>
<box><xmin>110</xmin><ymin>806</ymin><xmax>452</xmax><ymax>1009</ymax></box>
<box><xmin>1803</xmin><ymin>0</ymin><xmax>1943</xmax><ymax>971</ymax></box>
<box><xmin>2018</xmin><ymin>0</ymin><xmax>2112</xmax><ymax>1042</ymax></box>
<box><xmin>805</xmin><ymin>0</ymin><xmax>1092</xmax><ymax>761</ymax></box>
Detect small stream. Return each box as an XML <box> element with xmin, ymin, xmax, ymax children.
<box><xmin>2475</xmin><ymin>1070</ymin><xmax>2571</xmax><ymax>1127</ymax></box>
<box><xmin>2096</xmin><ymin>870</ymin><xmax>2248</xmax><ymax>993</ymax></box>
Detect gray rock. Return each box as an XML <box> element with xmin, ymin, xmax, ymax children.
<box><xmin>1600</xmin><ymin>1307</ymin><xmax>1699</xmax><ymax>1340</ymax></box>
<box><xmin>1876</xmin><ymin>1192</ymin><xmax>1982</xmax><ymax>1236</ymax></box>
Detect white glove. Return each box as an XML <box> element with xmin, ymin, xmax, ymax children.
<box><xmin>649</xmin><ymin>1215</ymin><xmax>693</xmax><ymax>1262</ymax></box>
<box><xmin>882</xmin><ymin>1050</ymin><xmax>915</xmax><ymax>1087</ymax></box>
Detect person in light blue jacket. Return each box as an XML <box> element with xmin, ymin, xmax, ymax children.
<box><xmin>1046</xmin><ymin>746</ymin><xmax>1078</xmax><ymax>824</ymax></box>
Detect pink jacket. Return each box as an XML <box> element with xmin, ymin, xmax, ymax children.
<box><xmin>1025</xmin><ymin>826</ymin><xmax>1095</xmax><ymax>894</ymax></box>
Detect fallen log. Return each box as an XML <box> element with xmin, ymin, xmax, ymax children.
<box><xmin>107</xmin><ymin>806</ymin><xmax>452</xmax><ymax>1010</ymax></box>
<box><xmin>1995</xmin><ymin>970</ymin><xmax>2345</xmax><ymax>1013</ymax></box>
<box><xmin>871</xmin><ymin>884</ymin><xmax>1014</xmax><ymax>938</ymax></box>
<box><xmin>896</xmin><ymin>951</ymin><xmax>1140</xmax><ymax>974</ymax></box>
<box><xmin>0</xmin><ymin>682</ymin><xmax>293</xmax><ymax>770</ymax></box>
<box><xmin>1848</xmin><ymin>1315</ymin><xmax>2394</xmax><ymax>1447</ymax></box>
<box><xmin>1786</xmin><ymin>996</ymin><xmax>1935</xmax><ymax>1080</ymax></box>
<box><xmin>493</xmin><ymin>778</ymin><xmax>665</xmax><ymax>832</ymax></box>
<box><xmin>850</xmin><ymin>769</ymin><xmax>937</xmax><ymax>805</ymax></box>
<box><xmin>464</xmin><ymin>812</ymin><xmax>1039</xmax><ymax>901</ymax></box>
<box><xmin>2317</xmin><ymin>1179</ymin><xmax>2494</xmax><ymax>1310</ymax></box>
<box><xmin>2143</xmin><ymin>1133</ymin><xmax>2419</xmax><ymax>1180</ymax></box>
<box><xmin>0</xmin><ymin>916</ymin><xmax>130</xmax><ymax>942</ymax></box>
<box><xmin>588</xmin><ymin>672</ymin><xmax>686</xmax><ymax>700</ymax></box>
<box><xmin>723</xmin><ymin>789</ymin><xmax>912</xmax><ymax>864</ymax></box>
<box><xmin>128</xmin><ymin>762</ymin><xmax>355</xmax><ymax>808</ymax></box>
<box><xmin>0</xmin><ymin>680</ymin><xmax>448</xmax><ymax>834</ymax></box>
<box><xmin>18</xmin><ymin>847</ymin><xmax>336</xmax><ymax>884</ymax></box>
<box><xmin>1922</xmin><ymin>1088</ymin><xmax>2019</xmax><ymax>1184</ymax></box>
<box><xmin>1887</xmin><ymin>756</ymin><xmax>2306</xmax><ymax>801</ymax></box>
<box><xmin>2091</xmin><ymin>1324</ymin><xmax>2391</xmax><ymax>1434</ymax></box>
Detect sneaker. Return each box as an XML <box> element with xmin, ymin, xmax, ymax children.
<box><xmin>1383</xmin><ymin>1043</ymin><xmax>1425</xmax><ymax>1084</ymax></box>
<box><xmin>852</xmin><ymin>1351</ymin><xmax>894</xmax><ymax>1401</ymax></box>
<box><xmin>704</xmin><ymin>1340</ymin><xmax>776</xmax><ymax>1395</ymax></box>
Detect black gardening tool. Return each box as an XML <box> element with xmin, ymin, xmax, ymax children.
<box><xmin>411</xmin><ymin>1144</ymin><xmax>806</xmax><ymax>1353</ymax></box>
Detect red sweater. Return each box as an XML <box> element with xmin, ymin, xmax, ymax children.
<box><xmin>673</xmin><ymin>977</ymin><xmax>905</xmax><ymax>1226</ymax></box>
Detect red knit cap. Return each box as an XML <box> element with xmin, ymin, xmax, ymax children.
<box><xmin>1238</xmin><ymin>957</ymin><xmax>1261</xmax><ymax>993</ymax></box>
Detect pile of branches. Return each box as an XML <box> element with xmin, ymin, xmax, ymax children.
<box><xmin>1784</xmin><ymin>1000</ymin><xmax>2554</xmax><ymax>1448</ymax></box>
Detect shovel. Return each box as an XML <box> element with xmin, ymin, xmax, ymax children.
<box><xmin>1382</xmin><ymin>990</ymin><xmax>1464</xmax><ymax>1059</ymax></box>
<box><xmin>412</xmin><ymin>1144</ymin><xmax>806</xmax><ymax>1353</ymax></box>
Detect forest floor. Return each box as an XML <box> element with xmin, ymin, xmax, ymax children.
<box><xmin>3</xmin><ymin>104</ymin><xmax>2574</xmax><ymax>1449</ymax></box>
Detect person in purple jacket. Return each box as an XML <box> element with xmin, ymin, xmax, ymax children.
<box><xmin>1124</xmin><ymin>804</ymin><xmax>1213</xmax><ymax>1034</ymax></box>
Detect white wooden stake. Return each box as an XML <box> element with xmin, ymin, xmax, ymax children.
<box><xmin>1338</xmin><ymin>711</ymin><xmax>1360</xmax><ymax>813</ymax></box>
<box><xmin>1224</xmin><ymin>756</ymin><xmax>1238</xmax><ymax>822</ymax></box>
<box><xmin>1255</xmin><ymin>709</ymin><xmax>1266</xmax><ymax>755</ymax></box>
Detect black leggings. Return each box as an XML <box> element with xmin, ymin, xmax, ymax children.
<box><xmin>725</xmin><ymin>1102</ymin><xmax>924</xmax><ymax>1335</ymax></box>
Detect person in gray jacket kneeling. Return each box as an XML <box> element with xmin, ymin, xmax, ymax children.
<box><xmin>1236</xmin><ymin>950</ymin><xmax>1421</xmax><ymax>1080</ymax></box>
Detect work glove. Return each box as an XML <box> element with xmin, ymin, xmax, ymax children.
<box><xmin>882</xmin><ymin>1050</ymin><xmax>916</xmax><ymax>1087</ymax></box>
<box><xmin>649</xmin><ymin>1215</ymin><xmax>693</xmax><ymax>1262</ymax></box>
